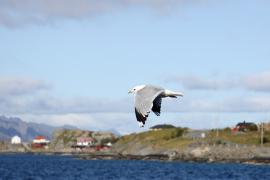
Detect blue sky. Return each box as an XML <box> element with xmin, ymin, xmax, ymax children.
<box><xmin>0</xmin><ymin>0</ymin><xmax>270</xmax><ymax>134</ymax></box>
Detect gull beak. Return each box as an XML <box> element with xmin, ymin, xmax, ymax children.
<box><xmin>128</xmin><ymin>90</ymin><xmax>133</xmax><ymax>94</ymax></box>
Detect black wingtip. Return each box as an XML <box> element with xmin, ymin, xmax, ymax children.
<box><xmin>135</xmin><ymin>108</ymin><xmax>147</xmax><ymax>125</ymax></box>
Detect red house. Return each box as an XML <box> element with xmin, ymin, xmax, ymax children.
<box><xmin>234</xmin><ymin>121</ymin><xmax>258</xmax><ymax>132</ymax></box>
<box><xmin>32</xmin><ymin>136</ymin><xmax>50</xmax><ymax>148</ymax></box>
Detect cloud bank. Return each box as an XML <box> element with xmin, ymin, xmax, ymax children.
<box><xmin>244</xmin><ymin>72</ymin><xmax>270</xmax><ymax>92</ymax></box>
<box><xmin>164</xmin><ymin>97</ymin><xmax>270</xmax><ymax>113</ymax></box>
<box><xmin>1</xmin><ymin>74</ymin><xmax>270</xmax><ymax>116</ymax></box>
<box><xmin>0</xmin><ymin>0</ymin><xmax>191</xmax><ymax>27</ymax></box>
<box><xmin>167</xmin><ymin>75</ymin><xmax>237</xmax><ymax>90</ymax></box>
<box><xmin>167</xmin><ymin>72</ymin><xmax>270</xmax><ymax>92</ymax></box>
<box><xmin>1</xmin><ymin>74</ymin><xmax>270</xmax><ymax>133</ymax></box>
<box><xmin>0</xmin><ymin>77</ymin><xmax>50</xmax><ymax>96</ymax></box>
<box><xmin>0</xmin><ymin>79</ymin><xmax>131</xmax><ymax>114</ymax></box>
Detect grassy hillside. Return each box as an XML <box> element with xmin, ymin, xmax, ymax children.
<box><xmin>113</xmin><ymin>128</ymin><xmax>192</xmax><ymax>155</ymax></box>
<box><xmin>207</xmin><ymin>128</ymin><xmax>270</xmax><ymax>146</ymax></box>
<box><xmin>113</xmin><ymin>127</ymin><xmax>270</xmax><ymax>155</ymax></box>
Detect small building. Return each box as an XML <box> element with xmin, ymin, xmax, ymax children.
<box><xmin>235</xmin><ymin>121</ymin><xmax>258</xmax><ymax>132</ymax></box>
<box><xmin>33</xmin><ymin>136</ymin><xmax>50</xmax><ymax>144</ymax></box>
<box><xmin>95</xmin><ymin>145</ymin><xmax>111</xmax><ymax>152</ymax></box>
<box><xmin>106</xmin><ymin>142</ymin><xmax>112</xmax><ymax>147</ymax></box>
<box><xmin>11</xmin><ymin>136</ymin><xmax>21</xmax><ymax>144</ymax></box>
<box><xmin>184</xmin><ymin>131</ymin><xmax>207</xmax><ymax>139</ymax></box>
<box><xmin>76</xmin><ymin>137</ymin><xmax>94</xmax><ymax>147</ymax></box>
<box><xmin>201</xmin><ymin>133</ymin><xmax>206</xmax><ymax>138</ymax></box>
<box><xmin>32</xmin><ymin>136</ymin><xmax>50</xmax><ymax>148</ymax></box>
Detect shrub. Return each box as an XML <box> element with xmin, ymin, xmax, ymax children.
<box><xmin>259</xmin><ymin>137</ymin><xmax>270</xmax><ymax>144</ymax></box>
<box><xmin>150</xmin><ymin>124</ymin><xmax>176</xmax><ymax>129</ymax></box>
<box><xmin>175</xmin><ymin>128</ymin><xmax>184</xmax><ymax>137</ymax></box>
<box><xmin>223</xmin><ymin>127</ymin><xmax>231</xmax><ymax>132</ymax></box>
<box><xmin>163</xmin><ymin>128</ymin><xmax>185</xmax><ymax>140</ymax></box>
<box><xmin>248</xmin><ymin>124</ymin><xmax>258</xmax><ymax>131</ymax></box>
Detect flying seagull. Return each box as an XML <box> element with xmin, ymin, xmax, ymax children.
<box><xmin>128</xmin><ymin>85</ymin><xmax>183</xmax><ymax>127</ymax></box>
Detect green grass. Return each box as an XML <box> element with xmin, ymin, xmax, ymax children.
<box><xmin>207</xmin><ymin>129</ymin><xmax>270</xmax><ymax>146</ymax></box>
<box><xmin>116</xmin><ymin>128</ymin><xmax>193</xmax><ymax>150</ymax></box>
<box><xmin>116</xmin><ymin>128</ymin><xmax>270</xmax><ymax>152</ymax></box>
<box><xmin>119</xmin><ymin>128</ymin><xmax>184</xmax><ymax>143</ymax></box>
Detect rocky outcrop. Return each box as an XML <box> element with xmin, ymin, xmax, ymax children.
<box><xmin>78</xmin><ymin>145</ymin><xmax>270</xmax><ymax>164</ymax></box>
<box><xmin>159</xmin><ymin>144</ymin><xmax>270</xmax><ymax>163</ymax></box>
<box><xmin>111</xmin><ymin>129</ymin><xmax>270</xmax><ymax>164</ymax></box>
<box><xmin>0</xmin><ymin>141</ymin><xmax>30</xmax><ymax>153</ymax></box>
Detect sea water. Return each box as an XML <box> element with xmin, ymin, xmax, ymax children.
<box><xmin>0</xmin><ymin>154</ymin><xmax>269</xmax><ymax>180</ymax></box>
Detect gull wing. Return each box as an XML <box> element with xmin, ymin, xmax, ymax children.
<box><xmin>152</xmin><ymin>96</ymin><xmax>162</xmax><ymax>116</ymax></box>
<box><xmin>135</xmin><ymin>85</ymin><xmax>164</xmax><ymax>125</ymax></box>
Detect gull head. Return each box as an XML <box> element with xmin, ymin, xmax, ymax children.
<box><xmin>128</xmin><ymin>85</ymin><xmax>146</xmax><ymax>94</ymax></box>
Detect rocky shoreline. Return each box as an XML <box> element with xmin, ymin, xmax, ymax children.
<box><xmin>1</xmin><ymin>150</ymin><xmax>270</xmax><ymax>165</ymax></box>
<box><xmin>77</xmin><ymin>152</ymin><xmax>270</xmax><ymax>165</ymax></box>
<box><xmin>77</xmin><ymin>144</ymin><xmax>270</xmax><ymax>165</ymax></box>
<box><xmin>1</xmin><ymin>141</ymin><xmax>270</xmax><ymax>165</ymax></box>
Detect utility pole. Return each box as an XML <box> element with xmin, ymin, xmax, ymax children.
<box><xmin>261</xmin><ymin>122</ymin><xmax>264</xmax><ymax>146</ymax></box>
<box><xmin>216</xmin><ymin>114</ymin><xmax>219</xmax><ymax>138</ymax></box>
<box><xmin>216</xmin><ymin>98</ymin><xmax>222</xmax><ymax>138</ymax></box>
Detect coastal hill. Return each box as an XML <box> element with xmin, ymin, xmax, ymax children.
<box><xmin>0</xmin><ymin>115</ymin><xmax>76</xmax><ymax>141</ymax></box>
<box><xmin>112</xmin><ymin>126</ymin><xmax>270</xmax><ymax>156</ymax></box>
<box><xmin>50</xmin><ymin>129</ymin><xmax>118</xmax><ymax>152</ymax></box>
<box><xmin>1</xmin><ymin>119</ymin><xmax>270</xmax><ymax>163</ymax></box>
<box><xmin>112</xmin><ymin>127</ymin><xmax>190</xmax><ymax>155</ymax></box>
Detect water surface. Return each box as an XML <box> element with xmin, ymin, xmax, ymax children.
<box><xmin>0</xmin><ymin>154</ymin><xmax>269</xmax><ymax>180</ymax></box>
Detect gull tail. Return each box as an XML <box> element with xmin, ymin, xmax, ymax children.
<box><xmin>164</xmin><ymin>89</ymin><xmax>184</xmax><ymax>98</ymax></box>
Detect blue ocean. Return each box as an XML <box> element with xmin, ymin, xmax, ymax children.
<box><xmin>0</xmin><ymin>154</ymin><xmax>269</xmax><ymax>180</ymax></box>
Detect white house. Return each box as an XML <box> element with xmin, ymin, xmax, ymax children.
<box><xmin>11</xmin><ymin>136</ymin><xmax>21</xmax><ymax>144</ymax></box>
<box><xmin>106</xmin><ymin>142</ymin><xmax>112</xmax><ymax>147</ymax></box>
<box><xmin>201</xmin><ymin>133</ymin><xmax>206</xmax><ymax>138</ymax></box>
<box><xmin>77</xmin><ymin>137</ymin><xmax>94</xmax><ymax>147</ymax></box>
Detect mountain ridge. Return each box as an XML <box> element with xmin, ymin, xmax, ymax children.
<box><xmin>0</xmin><ymin>115</ymin><xmax>77</xmax><ymax>141</ymax></box>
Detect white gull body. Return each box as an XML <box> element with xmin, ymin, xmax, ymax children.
<box><xmin>128</xmin><ymin>85</ymin><xmax>183</xmax><ymax>127</ymax></box>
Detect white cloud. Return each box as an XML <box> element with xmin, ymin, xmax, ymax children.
<box><xmin>162</xmin><ymin>96</ymin><xmax>270</xmax><ymax>113</ymax></box>
<box><xmin>0</xmin><ymin>95</ymin><xmax>132</xmax><ymax>114</ymax></box>
<box><xmin>0</xmin><ymin>77</ymin><xmax>50</xmax><ymax>96</ymax></box>
<box><xmin>2</xmin><ymin>75</ymin><xmax>270</xmax><ymax>132</ymax></box>
<box><xmin>0</xmin><ymin>0</ymin><xmax>195</xmax><ymax>27</ymax></box>
<box><xmin>166</xmin><ymin>72</ymin><xmax>270</xmax><ymax>92</ymax></box>
<box><xmin>244</xmin><ymin>72</ymin><xmax>270</xmax><ymax>92</ymax></box>
<box><xmin>1</xmin><ymin>75</ymin><xmax>270</xmax><ymax>115</ymax></box>
<box><xmin>166</xmin><ymin>75</ymin><xmax>237</xmax><ymax>90</ymax></box>
<box><xmin>0</xmin><ymin>76</ymin><xmax>132</xmax><ymax>114</ymax></box>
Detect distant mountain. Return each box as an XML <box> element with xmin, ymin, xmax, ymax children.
<box><xmin>0</xmin><ymin>115</ymin><xmax>77</xmax><ymax>142</ymax></box>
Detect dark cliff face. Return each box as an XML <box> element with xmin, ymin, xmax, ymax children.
<box><xmin>0</xmin><ymin>115</ymin><xmax>77</xmax><ymax>142</ymax></box>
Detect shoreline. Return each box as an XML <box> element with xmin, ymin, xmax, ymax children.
<box><xmin>76</xmin><ymin>153</ymin><xmax>270</xmax><ymax>165</ymax></box>
<box><xmin>1</xmin><ymin>151</ymin><xmax>270</xmax><ymax>165</ymax></box>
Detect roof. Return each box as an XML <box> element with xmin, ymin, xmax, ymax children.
<box><xmin>35</xmin><ymin>136</ymin><xmax>46</xmax><ymax>140</ymax></box>
<box><xmin>12</xmin><ymin>135</ymin><xmax>21</xmax><ymax>139</ymax></box>
<box><xmin>236</xmin><ymin>121</ymin><xmax>256</xmax><ymax>126</ymax></box>
<box><xmin>77</xmin><ymin>137</ymin><xmax>94</xmax><ymax>142</ymax></box>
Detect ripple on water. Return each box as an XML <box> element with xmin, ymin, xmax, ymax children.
<box><xmin>0</xmin><ymin>154</ymin><xmax>270</xmax><ymax>180</ymax></box>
